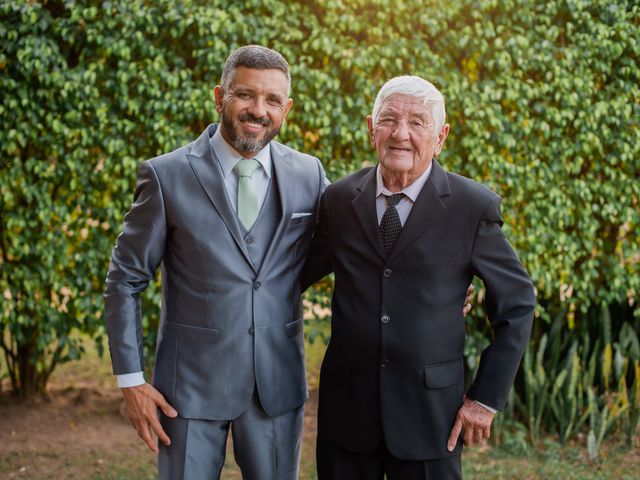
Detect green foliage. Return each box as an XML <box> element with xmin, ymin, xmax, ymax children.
<box><xmin>621</xmin><ymin>360</ymin><xmax>640</xmax><ymax>446</ymax></box>
<box><xmin>0</xmin><ymin>0</ymin><xmax>225</xmax><ymax>394</ymax></box>
<box><xmin>586</xmin><ymin>385</ymin><xmax>627</xmax><ymax>461</ymax></box>
<box><xmin>303</xmin><ymin>276</ymin><xmax>333</xmax><ymax>346</ymax></box>
<box><xmin>0</xmin><ymin>0</ymin><xmax>638</xmax><ymax>455</ymax></box>
<box><xmin>509</xmin><ymin>305</ymin><xmax>640</xmax><ymax>457</ymax></box>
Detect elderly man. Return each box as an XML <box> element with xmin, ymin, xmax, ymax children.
<box><xmin>302</xmin><ymin>76</ymin><xmax>536</xmax><ymax>479</ymax></box>
<box><xmin>104</xmin><ymin>45</ymin><xmax>326</xmax><ymax>479</ymax></box>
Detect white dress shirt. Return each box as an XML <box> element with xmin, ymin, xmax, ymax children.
<box><xmin>115</xmin><ymin>128</ymin><xmax>272</xmax><ymax>388</ymax></box>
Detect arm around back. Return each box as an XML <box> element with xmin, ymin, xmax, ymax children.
<box><xmin>301</xmin><ymin>188</ymin><xmax>334</xmax><ymax>292</ymax></box>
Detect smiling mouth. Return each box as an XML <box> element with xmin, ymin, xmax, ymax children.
<box><xmin>389</xmin><ymin>146</ymin><xmax>412</xmax><ymax>153</ymax></box>
<box><xmin>238</xmin><ymin>113</ymin><xmax>271</xmax><ymax>131</ymax></box>
<box><xmin>242</xmin><ymin>121</ymin><xmax>266</xmax><ymax>131</ymax></box>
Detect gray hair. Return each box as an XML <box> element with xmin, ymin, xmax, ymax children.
<box><xmin>220</xmin><ymin>45</ymin><xmax>291</xmax><ymax>95</ymax></box>
<box><xmin>371</xmin><ymin>76</ymin><xmax>446</xmax><ymax>137</ymax></box>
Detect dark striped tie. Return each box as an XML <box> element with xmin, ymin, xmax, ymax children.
<box><xmin>379</xmin><ymin>194</ymin><xmax>404</xmax><ymax>256</ymax></box>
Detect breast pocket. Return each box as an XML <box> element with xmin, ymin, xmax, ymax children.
<box><xmin>288</xmin><ymin>214</ymin><xmax>315</xmax><ymax>227</ymax></box>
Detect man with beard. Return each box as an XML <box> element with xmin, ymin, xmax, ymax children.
<box><xmin>104</xmin><ymin>45</ymin><xmax>326</xmax><ymax>479</ymax></box>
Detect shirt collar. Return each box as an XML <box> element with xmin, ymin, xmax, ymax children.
<box><xmin>376</xmin><ymin>160</ymin><xmax>434</xmax><ymax>202</ymax></box>
<box><xmin>211</xmin><ymin>125</ymin><xmax>272</xmax><ymax>179</ymax></box>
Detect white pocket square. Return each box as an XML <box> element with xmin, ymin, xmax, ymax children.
<box><xmin>291</xmin><ymin>212</ymin><xmax>312</xmax><ymax>218</ymax></box>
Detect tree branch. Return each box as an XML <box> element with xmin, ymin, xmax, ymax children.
<box><xmin>0</xmin><ymin>326</ymin><xmax>18</xmax><ymax>392</ymax></box>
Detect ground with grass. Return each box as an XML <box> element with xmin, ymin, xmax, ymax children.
<box><xmin>1</xmin><ymin>339</ymin><xmax>638</xmax><ymax>479</ymax></box>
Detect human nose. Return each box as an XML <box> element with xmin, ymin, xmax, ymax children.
<box><xmin>247</xmin><ymin>96</ymin><xmax>268</xmax><ymax>118</ymax></box>
<box><xmin>390</xmin><ymin>120</ymin><xmax>410</xmax><ymax>140</ymax></box>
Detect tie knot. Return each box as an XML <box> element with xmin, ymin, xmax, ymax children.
<box><xmin>384</xmin><ymin>194</ymin><xmax>404</xmax><ymax>207</ymax></box>
<box><xmin>234</xmin><ymin>159</ymin><xmax>261</xmax><ymax>178</ymax></box>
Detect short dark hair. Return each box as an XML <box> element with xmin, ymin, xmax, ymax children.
<box><xmin>220</xmin><ymin>45</ymin><xmax>291</xmax><ymax>94</ymax></box>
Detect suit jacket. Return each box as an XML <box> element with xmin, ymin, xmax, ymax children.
<box><xmin>302</xmin><ymin>160</ymin><xmax>535</xmax><ymax>460</ymax></box>
<box><xmin>105</xmin><ymin>124</ymin><xmax>325</xmax><ymax>420</ymax></box>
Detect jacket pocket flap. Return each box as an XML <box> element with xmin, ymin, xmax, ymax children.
<box><xmin>424</xmin><ymin>359</ymin><xmax>463</xmax><ymax>389</ymax></box>
<box><xmin>164</xmin><ymin>322</ymin><xmax>222</xmax><ymax>343</ymax></box>
<box><xmin>284</xmin><ymin>318</ymin><xmax>304</xmax><ymax>337</ymax></box>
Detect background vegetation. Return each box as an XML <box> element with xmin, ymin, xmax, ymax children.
<box><xmin>1</xmin><ymin>0</ymin><xmax>638</xmax><ymax>461</ymax></box>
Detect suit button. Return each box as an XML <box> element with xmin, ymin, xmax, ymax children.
<box><xmin>383</xmin><ymin>268</ymin><xmax>392</xmax><ymax>277</ymax></box>
<box><xmin>254</xmin><ymin>281</ymin><xmax>261</xmax><ymax>289</ymax></box>
<box><xmin>380</xmin><ymin>359</ymin><xmax>389</xmax><ymax>368</ymax></box>
<box><xmin>246</xmin><ymin>237</ymin><xmax>255</xmax><ymax>244</ymax></box>
<box><xmin>381</xmin><ymin>314</ymin><xmax>390</xmax><ymax>324</ymax></box>
<box><xmin>249</xmin><ymin>326</ymin><xmax>255</xmax><ymax>335</ymax></box>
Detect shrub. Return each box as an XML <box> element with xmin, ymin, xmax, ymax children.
<box><xmin>1</xmin><ymin>1</ymin><xmax>638</xmax><ymax>454</ymax></box>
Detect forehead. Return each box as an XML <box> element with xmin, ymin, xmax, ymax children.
<box><xmin>378</xmin><ymin>94</ymin><xmax>432</xmax><ymax>119</ymax></box>
<box><xmin>228</xmin><ymin>67</ymin><xmax>289</xmax><ymax>95</ymax></box>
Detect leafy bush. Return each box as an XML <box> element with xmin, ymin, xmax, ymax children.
<box><xmin>515</xmin><ymin>307</ymin><xmax>639</xmax><ymax>453</ymax></box>
<box><xmin>1</xmin><ymin>0</ymin><xmax>638</xmax><ymax>449</ymax></box>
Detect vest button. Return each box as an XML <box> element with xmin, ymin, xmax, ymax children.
<box><xmin>381</xmin><ymin>314</ymin><xmax>390</xmax><ymax>324</ymax></box>
<box><xmin>254</xmin><ymin>281</ymin><xmax>261</xmax><ymax>289</ymax></box>
<box><xmin>383</xmin><ymin>268</ymin><xmax>392</xmax><ymax>277</ymax></box>
<box><xmin>380</xmin><ymin>358</ymin><xmax>389</xmax><ymax>368</ymax></box>
<box><xmin>249</xmin><ymin>326</ymin><xmax>255</xmax><ymax>335</ymax></box>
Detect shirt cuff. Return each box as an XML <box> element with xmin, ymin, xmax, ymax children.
<box><xmin>116</xmin><ymin>372</ymin><xmax>145</xmax><ymax>388</ymax></box>
<box><xmin>474</xmin><ymin>400</ymin><xmax>497</xmax><ymax>414</ymax></box>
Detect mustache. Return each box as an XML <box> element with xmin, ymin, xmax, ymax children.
<box><xmin>238</xmin><ymin>113</ymin><xmax>272</xmax><ymax>127</ymax></box>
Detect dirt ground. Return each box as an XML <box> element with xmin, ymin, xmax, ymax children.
<box><xmin>0</xmin><ymin>384</ymin><xmax>319</xmax><ymax>480</ymax></box>
<box><xmin>0</xmin><ymin>343</ymin><xmax>321</xmax><ymax>480</ymax></box>
<box><xmin>1</xmin><ymin>342</ymin><xmax>638</xmax><ymax>480</ymax></box>
<box><xmin>1</xmin><ymin>385</ymin><xmax>149</xmax><ymax>479</ymax></box>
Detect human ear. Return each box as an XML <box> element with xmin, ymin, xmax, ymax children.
<box><xmin>213</xmin><ymin>86</ymin><xmax>225</xmax><ymax>113</ymax></box>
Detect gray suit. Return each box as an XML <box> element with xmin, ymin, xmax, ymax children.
<box><xmin>105</xmin><ymin>124</ymin><xmax>325</xmax><ymax>477</ymax></box>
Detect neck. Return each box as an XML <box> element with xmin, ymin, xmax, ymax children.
<box><xmin>380</xmin><ymin>171</ymin><xmax>417</xmax><ymax>192</ymax></box>
<box><xmin>380</xmin><ymin>160</ymin><xmax>433</xmax><ymax>192</ymax></box>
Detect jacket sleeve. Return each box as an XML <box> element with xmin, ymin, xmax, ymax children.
<box><xmin>301</xmin><ymin>188</ymin><xmax>334</xmax><ymax>292</ymax></box>
<box><xmin>466</xmin><ymin>195</ymin><xmax>536</xmax><ymax>410</ymax></box>
<box><xmin>104</xmin><ymin>161</ymin><xmax>167</xmax><ymax>375</ymax></box>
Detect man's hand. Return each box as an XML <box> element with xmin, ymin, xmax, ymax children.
<box><xmin>121</xmin><ymin>383</ymin><xmax>178</xmax><ymax>453</ymax></box>
<box><xmin>463</xmin><ymin>284</ymin><xmax>475</xmax><ymax>316</ymax></box>
<box><xmin>447</xmin><ymin>396</ymin><xmax>495</xmax><ymax>451</ymax></box>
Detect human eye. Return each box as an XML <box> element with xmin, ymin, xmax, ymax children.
<box><xmin>235</xmin><ymin>90</ymin><xmax>252</xmax><ymax>99</ymax></box>
<box><xmin>267</xmin><ymin>95</ymin><xmax>284</xmax><ymax>106</ymax></box>
<box><xmin>378</xmin><ymin>117</ymin><xmax>395</xmax><ymax>126</ymax></box>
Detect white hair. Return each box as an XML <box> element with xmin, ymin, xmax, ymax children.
<box><xmin>371</xmin><ymin>76</ymin><xmax>446</xmax><ymax>137</ymax></box>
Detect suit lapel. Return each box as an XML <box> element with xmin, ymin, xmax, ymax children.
<box><xmin>186</xmin><ymin>124</ymin><xmax>256</xmax><ymax>272</ymax></box>
<box><xmin>256</xmin><ymin>141</ymin><xmax>294</xmax><ymax>277</ymax></box>
<box><xmin>388</xmin><ymin>159</ymin><xmax>451</xmax><ymax>261</ymax></box>
<box><xmin>351</xmin><ymin>167</ymin><xmax>386</xmax><ymax>261</ymax></box>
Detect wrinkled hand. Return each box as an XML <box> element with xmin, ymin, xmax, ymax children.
<box><xmin>447</xmin><ymin>396</ymin><xmax>495</xmax><ymax>451</ymax></box>
<box><xmin>121</xmin><ymin>383</ymin><xmax>178</xmax><ymax>452</ymax></box>
<box><xmin>463</xmin><ymin>284</ymin><xmax>475</xmax><ymax>317</ymax></box>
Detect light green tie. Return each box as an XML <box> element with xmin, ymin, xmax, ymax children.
<box><xmin>234</xmin><ymin>159</ymin><xmax>261</xmax><ymax>230</ymax></box>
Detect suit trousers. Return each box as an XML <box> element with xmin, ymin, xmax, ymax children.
<box><xmin>158</xmin><ymin>389</ymin><xmax>304</xmax><ymax>480</ymax></box>
<box><xmin>316</xmin><ymin>434</ymin><xmax>462</xmax><ymax>480</ymax></box>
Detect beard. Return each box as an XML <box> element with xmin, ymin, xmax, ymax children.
<box><xmin>221</xmin><ymin>110</ymin><xmax>280</xmax><ymax>154</ymax></box>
